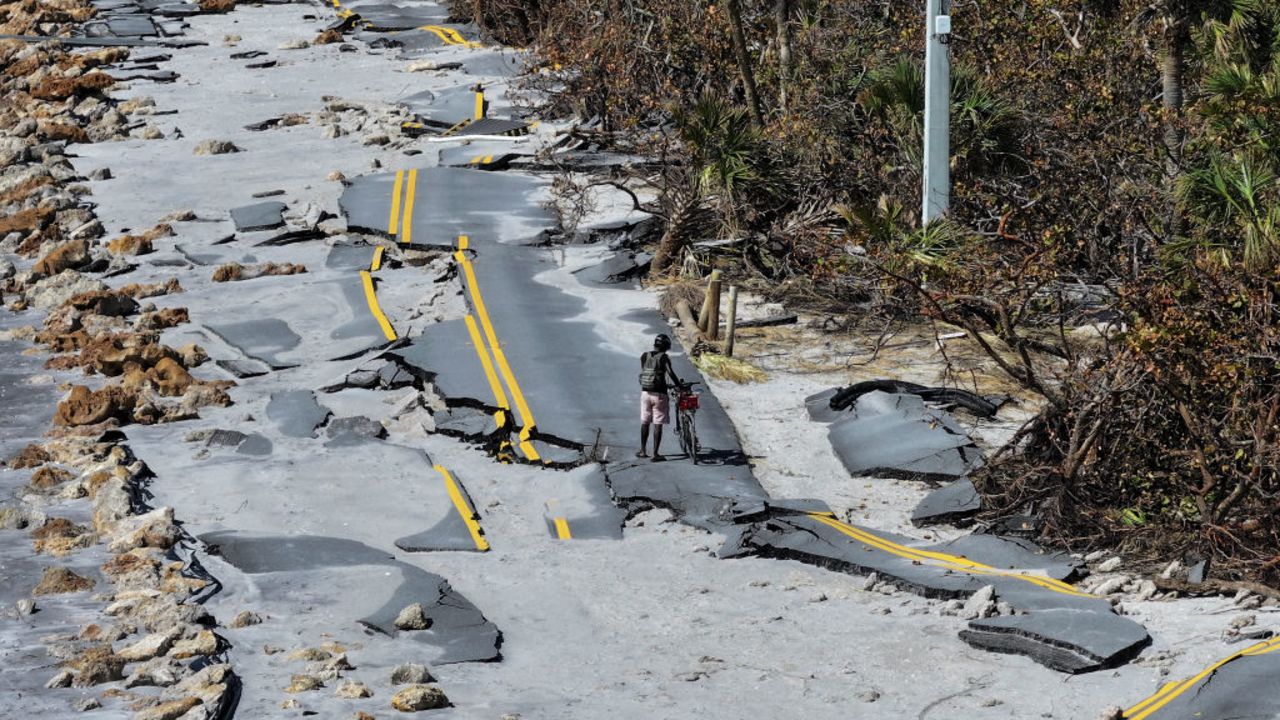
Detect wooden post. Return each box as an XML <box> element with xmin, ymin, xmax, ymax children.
<box><xmin>706</xmin><ymin>274</ymin><xmax>722</xmax><ymax>341</ymax></box>
<box><xmin>697</xmin><ymin>270</ymin><xmax>721</xmax><ymax>333</ymax></box>
<box><xmin>675</xmin><ymin>300</ymin><xmax>706</xmax><ymax>342</ymax></box>
<box><xmin>725</xmin><ymin>285</ymin><xmax>739</xmax><ymax>357</ymax></box>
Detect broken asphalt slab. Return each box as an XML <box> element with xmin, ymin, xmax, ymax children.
<box><xmin>201</xmin><ymin>532</ymin><xmax>501</xmax><ymax>663</ymax></box>
<box><xmin>723</xmin><ymin>511</ymin><xmax>1149</xmax><ymax>673</ymax></box>
<box><xmin>822</xmin><ymin>391</ymin><xmax>985</xmax><ymax>481</ymax></box>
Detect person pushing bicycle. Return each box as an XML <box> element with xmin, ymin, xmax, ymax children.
<box><xmin>638</xmin><ymin>333</ymin><xmax>683</xmax><ymax>461</ymax></box>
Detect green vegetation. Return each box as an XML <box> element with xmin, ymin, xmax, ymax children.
<box><xmin>452</xmin><ymin>0</ymin><xmax>1280</xmax><ymax>585</ymax></box>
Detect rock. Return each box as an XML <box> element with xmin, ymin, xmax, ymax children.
<box><xmin>390</xmin><ymin>663</ymin><xmax>434</xmax><ymax>685</ymax></box>
<box><xmin>855</xmin><ymin>690</ymin><xmax>881</xmax><ymax>703</ymax></box>
<box><xmin>961</xmin><ymin>585</ymin><xmax>996</xmax><ymax>620</ymax></box>
<box><xmin>193</xmin><ymin>139</ymin><xmax>240</xmax><ymax>155</ymax></box>
<box><xmin>73</xmin><ymin>696</ymin><xmax>100</xmax><ymax>712</ymax></box>
<box><xmin>1133</xmin><ymin>579</ymin><xmax>1158</xmax><ymax>601</ymax></box>
<box><xmin>17</xmin><ymin>598</ymin><xmax>36</xmax><ymax>615</ymax></box>
<box><xmin>27</xmin><ymin>271</ymin><xmax>109</xmax><ymax>311</ymax></box>
<box><xmin>363</xmin><ymin>134</ymin><xmax>390</xmax><ymax>146</ymax></box>
<box><xmin>33</xmin><ymin>567</ymin><xmax>94</xmax><ymax>595</ymax></box>
<box><xmin>1097</xmin><ymin>557</ymin><xmax>1123</xmax><ymax>573</ymax></box>
<box><xmin>327</xmin><ymin>171</ymin><xmax>345</xmax><ymax>181</ymax></box>
<box><xmin>1095</xmin><ymin>706</ymin><xmax>1125</xmax><ymax>720</ymax></box>
<box><xmin>54</xmin><ymin>384</ymin><xmax>137</xmax><ymax>427</ymax></box>
<box><xmin>390</xmin><ymin>685</ymin><xmax>449</xmax><ymax>711</ymax></box>
<box><xmin>336</xmin><ymin>680</ymin><xmax>373</xmax><ymax>699</ymax></box>
<box><xmin>314</xmin><ymin>29</ymin><xmax>343</xmax><ymax>44</ymax></box>
<box><xmin>134</xmin><ymin>697</ymin><xmax>200</xmax><ymax>720</ymax></box>
<box><xmin>288</xmin><ymin>647</ymin><xmax>332</xmax><ymax>662</ymax></box>
<box><xmin>394</xmin><ymin>602</ymin><xmax>429</xmax><ymax>630</ymax></box>
<box><xmin>169</xmin><ymin>630</ymin><xmax>219</xmax><ymax>659</ymax></box>
<box><xmin>33</xmin><ymin>238</ymin><xmax>89</xmax><ymax>276</ymax></box>
<box><xmin>45</xmin><ymin>669</ymin><xmax>74</xmax><ymax>688</ymax></box>
<box><xmin>140</xmin><ymin>125</ymin><xmax>164</xmax><ymax>140</ymax></box>
<box><xmin>1092</xmin><ymin>576</ymin><xmax>1129</xmax><ymax>596</ymax></box>
<box><xmin>106</xmin><ymin>234</ymin><xmax>154</xmax><ymax>256</ymax></box>
<box><xmin>117</xmin><ymin>630</ymin><xmax>177</xmax><ymax>661</ymax></box>
<box><xmin>90</xmin><ymin>167</ymin><xmax>112</xmax><ymax>181</ymax></box>
<box><xmin>1230</xmin><ymin>613</ymin><xmax>1257</xmax><ymax>629</ymax></box>
<box><xmin>68</xmin><ymin>645</ymin><xmax>125</xmax><ymax>686</ymax></box>
<box><xmin>278</xmin><ymin>39</ymin><xmax>310</xmax><ymax>50</ymax></box>
<box><xmin>286</xmin><ymin>674</ymin><xmax>324</xmax><ymax>692</ymax></box>
<box><xmin>405</xmin><ymin>60</ymin><xmax>463</xmax><ymax>72</ymax></box>
<box><xmin>107</xmin><ymin>506</ymin><xmax>179</xmax><ymax>553</ymax></box>
<box><xmin>229</xmin><ymin>610</ymin><xmax>262</xmax><ymax>628</ymax></box>
<box><xmin>70</xmin><ymin>219</ymin><xmax>105</xmax><ymax>240</ymax></box>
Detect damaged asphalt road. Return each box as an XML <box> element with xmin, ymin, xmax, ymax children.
<box><xmin>7</xmin><ymin>0</ymin><xmax>1272</xmax><ymax>716</ymax></box>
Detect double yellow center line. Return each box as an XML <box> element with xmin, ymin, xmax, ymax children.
<box><xmin>388</xmin><ymin>169</ymin><xmax>418</xmax><ymax>244</ymax></box>
<box><xmin>807</xmin><ymin>512</ymin><xmax>1091</xmax><ymax>598</ymax></box>
<box><xmin>1122</xmin><ymin>635</ymin><xmax>1280</xmax><ymax>719</ymax></box>
<box><xmin>453</xmin><ymin>235</ymin><xmax>541</xmax><ymax>462</ymax></box>
<box><xmin>418</xmin><ymin>24</ymin><xmax>482</xmax><ymax>48</ymax></box>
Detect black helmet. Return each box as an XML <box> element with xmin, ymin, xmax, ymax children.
<box><xmin>654</xmin><ymin>334</ymin><xmax>671</xmax><ymax>351</ymax></box>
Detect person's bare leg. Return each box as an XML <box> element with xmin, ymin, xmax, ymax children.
<box><xmin>652</xmin><ymin>426</ymin><xmax>665</xmax><ymax>461</ymax></box>
<box><xmin>638</xmin><ymin>423</ymin><xmax>650</xmax><ymax>457</ymax></box>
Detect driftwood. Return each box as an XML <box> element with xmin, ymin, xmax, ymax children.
<box><xmin>734</xmin><ymin>314</ymin><xmax>798</xmax><ymax>329</ymax></box>
<box><xmin>1153</xmin><ymin>576</ymin><xmax>1280</xmax><ymax>601</ymax></box>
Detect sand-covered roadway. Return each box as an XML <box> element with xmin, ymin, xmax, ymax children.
<box><xmin>2</xmin><ymin>0</ymin><xmax>1280</xmax><ymax>718</ymax></box>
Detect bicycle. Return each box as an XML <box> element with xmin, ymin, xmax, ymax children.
<box><xmin>671</xmin><ymin>381</ymin><xmax>701</xmax><ymax>464</ymax></box>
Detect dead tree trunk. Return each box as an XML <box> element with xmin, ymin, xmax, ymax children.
<box><xmin>725</xmin><ymin>0</ymin><xmax>765</xmax><ymax>127</ymax></box>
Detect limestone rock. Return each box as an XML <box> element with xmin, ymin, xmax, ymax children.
<box><xmin>336</xmin><ymin>680</ymin><xmax>372</xmax><ymax>699</ymax></box>
<box><xmin>390</xmin><ymin>684</ymin><xmax>449</xmax><ymax>711</ymax></box>
<box><xmin>67</xmin><ymin>644</ymin><xmax>125</xmax><ymax>686</ymax></box>
<box><xmin>45</xmin><ymin>669</ymin><xmax>74</xmax><ymax>688</ymax></box>
<box><xmin>228</xmin><ymin>610</ymin><xmax>262</xmax><ymax>628</ymax></box>
<box><xmin>169</xmin><ymin>630</ymin><xmax>219</xmax><ymax>659</ymax></box>
<box><xmin>33</xmin><ymin>239</ymin><xmax>89</xmax><ymax>276</ymax></box>
<box><xmin>286</xmin><ymin>673</ymin><xmax>324</xmax><ymax>693</ymax></box>
<box><xmin>33</xmin><ymin>567</ymin><xmax>94</xmax><ymax>595</ymax></box>
<box><xmin>193</xmin><ymin>139</ymin><xmax>240</xmax><ymax>155</ymax></box>
<box><xmin>133</xmin><ymin>696</ymin><xmax>200</xmax><ymax>720</ymax></box>
<box><xmin>116</xmin><ymin>630</ymin><xmax>177</xmax><ymax>662</ymax></box>
<box><xmin>107</xmin><ymin>506</ymin><xmax>179</xmax><ymax>553</ymax></box>
<box><xmin>390</xmin><ymin>663</ymin><xmax>434</xmax><ymax>685</ymax></box>
<box><xmin>393</xmin><ymin>602</ymin><xmax>429</xmax><ymax>630</ymax></box>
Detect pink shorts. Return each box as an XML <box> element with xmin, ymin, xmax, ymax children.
<box><xmin>640</xmin><ymin>391</ymin><xmax>669</xmax><ymax>425</ymax></box>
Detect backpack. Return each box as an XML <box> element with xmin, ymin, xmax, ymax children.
<box><xmin>639</xmin><ymin>351</ymin><xmax>664</xmax><ymax>392</ymax></box>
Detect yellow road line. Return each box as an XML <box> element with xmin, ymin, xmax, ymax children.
<box><xmin>359</xmin><ymin>270</ymin><xmax>396</xmax><ymax>341</ymax></box>
<box><xmin>463</xmin><ymin>314</ymin><xmax>512</xmax><ymax>428</ymax></box>
<box><xmin>454</xmin><ymin>235</ymin><xmax>540</xmax><ymax>461</ymax></box>
<box><xmin>436</xmin><ymin>465</ymin><xmax>489</xmax><ymax>552</ymax></box>
<box><xmin>418</xmin><ymin>25</ymin><xmax>456</xmax><ymax>45</ymax></box>
<box><xmin>388</xmin><ymin>170</ymin><xmax>405</xmax><ymax>236</ymax></box>
<box><xmin>400</xmin><ymin>169</ymin><xmax>417</xmax><ymax>245</ymax></box>
<box><xmin>1123</xmin><ymin>636</ymin><xmax>1280</xmax><ymax>719</ymax></box>
<box><xmin>553</xmin><ymin>517</ymin><xmax>572</xmax><ymax>540</ymax></box>
<box><xmin>808</xmin><ymin>513</ymin><xmax>1091</xmax><ymax>598</ymax></box>
<box><xmin>370</xmin><ymin>245</ymin><xmax>384</xmax><ymax>272</ymax></box>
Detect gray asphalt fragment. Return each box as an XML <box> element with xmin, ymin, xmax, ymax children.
<box><xmin>201</xmin><ymin>532</ymin><xmax>501</xmax><ymax>663</ymax></box>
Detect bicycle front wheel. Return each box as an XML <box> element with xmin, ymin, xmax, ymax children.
<box><xmin>680</xmin><ymin>411</ymin><xmax>698</xmax><ymax>464</ymax></box>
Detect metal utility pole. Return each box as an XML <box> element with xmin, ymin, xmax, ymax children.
<box><xmin>922</xmin><ymin>0</ymin><xmax>951</xmax><ymax>226</ymax></box>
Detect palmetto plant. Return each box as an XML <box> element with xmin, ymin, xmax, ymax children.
<box><xmin>676</xmin><ymin>95</ymin><xmax>770</xmax><ymax>205</ymax></box>
<box><xmin>857</xmin><ymin>59</ymin><xmax>1023</xmax><ymax>175</ymax></box>
<box><xmin>1177</xmin><ymin>152</ymin><xmax>1280</xmax><ymax>270</ymax></box>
